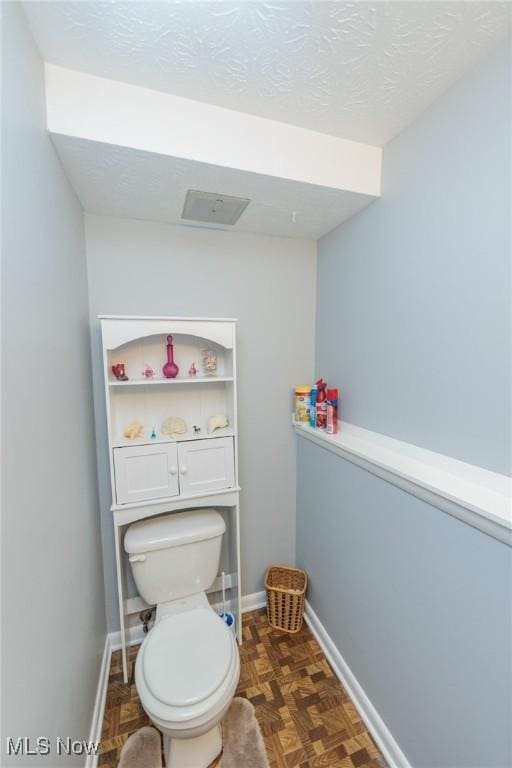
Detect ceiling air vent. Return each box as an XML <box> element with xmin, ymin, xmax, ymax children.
<box><xmin>182</xmin><ymin>190</ymin><xmax>250</xmax><ymax>226</ymax></box>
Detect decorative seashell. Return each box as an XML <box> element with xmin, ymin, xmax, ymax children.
<box><xmin>207</xmin><ymin>414</ymin><xmax>228</xmax><ymax>434</ymax></box>
<box><xmin>162</xmin><ymin>416</ymin><xmax>187</xmax><ymax>439</ymax></box>
<box><xmin>202</xmin><ymin>349</ymin><xmax>218</xmax><ymax>376</ymax></box>
<box><xmin>124</xmin><ymin>420</ymin><xmax>144</xmax><ymax>440</ymax></box>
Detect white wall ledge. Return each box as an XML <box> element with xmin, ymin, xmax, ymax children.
<box><xmin>294</xmin><ymin>421</ymin><xmax>511</xmax><ymax>546</ymax></box>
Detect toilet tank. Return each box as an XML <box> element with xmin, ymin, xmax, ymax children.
<box><xmin>124</xmin><ymin>509</ymin><xmax>225</xmax><ymax>606</ymax></box>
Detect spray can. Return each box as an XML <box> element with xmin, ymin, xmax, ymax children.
<box><xmin>315</xmin><ymin>379</ymin><xmax>327</xmax><ymax>430</ymax></box>
<box><xmin>309</xmin><ymin>386</ymin><xmax>318</xmax><ymax>428</ymax></box>
<box><xmin>326</xmin><ymin>389</ymin><xmax>339</xmax><ymax>434</ymax></box>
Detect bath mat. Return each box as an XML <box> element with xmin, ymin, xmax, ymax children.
<box><xmin>118</xmin><ymin>726</ymin><xmax>162</xmax><ymax>768</ymax></box>
<box><xmin>117</xmin><ymin>698</ymin><xmax>269</xmax><ymax>768</ymax></box>
<box><xmin>219</xmin><ymin>697</ymin><xmax>270</xmax><ymax>768</ymax></box>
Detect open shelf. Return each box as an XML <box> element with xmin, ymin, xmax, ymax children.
<box><xmin>109</xmin><ymin>376</ymin><xmax>234</xmax><ymax>387</ymax></box>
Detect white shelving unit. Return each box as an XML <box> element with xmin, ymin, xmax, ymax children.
<box><xmin>100</xmin><ymin>315</ymin><xmax>241</xmax><ymax>682</ymax></box>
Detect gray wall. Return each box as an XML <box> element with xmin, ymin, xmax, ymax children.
<box><xmin>298</xmin><ymin>40</ymin><xmax>512</xmax><ymax>768</ymax></box>
<box><xmin>84</xmin><ymin>214</ymin><xmax>316</xmax><ymax>632</ymax></box>
<box><xmin>315</xmin><ymin>39</ymin><xmax>511</xmax><ymax>476</ymax></box>
<box><xmin>297</xmin><ymin>439</ymin><xmax>511</xmax><ymax>768</ymax></box>
<box><xmin>1</xmin><ymin>4</ymin><xmax>106</xmax><ymax>763</ymax></box>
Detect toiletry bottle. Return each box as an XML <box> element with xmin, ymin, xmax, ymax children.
<box><xmin>294</xmin><ymin>386</ymin><xmax>311</xmax><ymax>423</ymax></box>
<box><xmin>309</xmin><ymin>386</ymin><xmax>318</xmax><ymax>428</ymax></box>
<box><xmin>315</xmin><ymin>379</ymin><xmax>327</xmax><ymax>430</ymax></box>
<box><xmin>326</xmin><ymin>389</ymin><xmax>339</xmax><ymax>434</ymax></box>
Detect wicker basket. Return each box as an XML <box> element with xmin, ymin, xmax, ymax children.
<box><xmin>265</xmin><ymin>565</ymin><xmax>308</xmax><ymax>634</ymax></box>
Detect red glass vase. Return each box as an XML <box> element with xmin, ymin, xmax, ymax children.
<box><xmin>162</xmin><ymin>335</ymin><xmax>179</xmax><ymax>378</ymax></box>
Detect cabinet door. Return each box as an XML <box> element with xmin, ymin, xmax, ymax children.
<box><xmin>177</xmin><ymin>437</ymin><xmax>235</xmax><ymax>495</ymax></box>
<box><xmin>113</xmin><ymin>443</ymin><xmax>179</xmax><ymax>505</ymax></box>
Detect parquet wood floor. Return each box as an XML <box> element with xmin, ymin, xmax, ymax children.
<box><xmin>99</xmin><ymin>609</ymin><xmax>386</xmax><ymax>768</ymax></box>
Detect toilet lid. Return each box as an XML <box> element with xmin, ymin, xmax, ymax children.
<box><xmin>142</xmin><ymin>609</ymin><xmax>233</xmax><ymax>708</ymax></box>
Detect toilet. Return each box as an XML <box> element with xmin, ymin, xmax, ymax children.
<box><xmin>124</xmin><ymin>509</ymin><xmax>240</xmax><ymax>768</ymax></box>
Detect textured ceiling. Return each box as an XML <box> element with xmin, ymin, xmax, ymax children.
<box><xmin>51</xmin><ymin>134</ymin><xmax>376</xmax><ymax>239</ymax></box>
<box><xmin>24</xmin><ymin>1</ymin><xmax>510</xmax><ymax>146</ymax></box>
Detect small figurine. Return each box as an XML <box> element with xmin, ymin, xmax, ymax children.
<box><xmin>141</xmin><ymin>364</ymin><xmax>155</xmax><ymax>379</ymax></box>
<box><xmin>207</xmin><ymin>414</ymin><xmax>228</xmax><ymax>434</ymax></box>
<box><xmin>162</xmin><ymin>416</ymin><xmax>187</xmax><ymax>439</ymax></box>
<box><xmin>124</xmin><ymin>420</ymin><xmax>144</xmax><ymax>440</ymax></box>
<box><xmin>202</xmin><ymin>349</ymin><xmax>218</xmax><ymax>377</ymax></box>
<box><xmin>150</xmin><ymin>427</ymin><xmax>157</xmax><ymax>440</ymax></box>
<box><xmin>112</xmin><ymin>363</ymin><xmax>128</xmax><ymax>381</ymax></box>
<box><xmin>188</xmin><ymin>362</ymin><xmax>198</xmax><ymax>377</ymax></box>
<box><xmin>193</xmin><ymin>425</ymin><xmax>201</xmax><ymax>435</ymax></box>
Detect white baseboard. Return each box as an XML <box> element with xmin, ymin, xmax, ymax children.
<box><xmin>241</xmin><ymin>590</ymin><xmax>266</xmax><ymax>612</ymax></box>
<box><xmin>304</xmin><ymin>601</ymin><xmax>411</xmax><ymax>768</ymax></box>
<box><xmin>109</xmin><ymin>622</ymin><xmax>147</xmax><ymax>651</ymax></box>
<box><xmin>85</xmin><ymin>635</ymin><xmax>112</xmax><ymax>768</ymax></box>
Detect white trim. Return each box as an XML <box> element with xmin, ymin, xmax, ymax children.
<box><xmin>98</xmin><ymin>314</ymin><xmax>238</xmax><ymax>322</ymax></box>
<box><xmin>304</xmin><ymin>601</ymin><xmax>411</xmax><ymax>768</ymax></box>
<box><xmin>85</xmin><ymin>636</ymin><xmax>112</xmax><ymax>768</ymax></box>
<box><xmin>101</xmin><ymin>316</ymin><xmax>235</xmax><ymax>351</ymax></box>
<box><xmin>110</xmin><ymin>488</ymin><xmax>242</xmax><ymax>512</ymax></box>
<box><xmin>295</xmin><ymin>422</ymin><xmax>511</xmax><ymax>546</ymax></box>
<box><xmin>112</xmin><ymin>487</ymin><xmax>241</xmax><ymax>517</ymax></box>
<box><xmin>241</xmin><ymin>590</ymin><xmax>267</xmax><ymax>612</ymax></box>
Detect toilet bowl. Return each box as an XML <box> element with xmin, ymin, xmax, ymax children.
<box><xmin>124</xmin><ymin>510</ymin><xmax>240</xmax><ymax>768</ymax></box>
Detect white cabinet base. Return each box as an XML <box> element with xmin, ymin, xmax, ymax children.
<box><xmin>114</xmin><ymin>437</ymin><xmax>235</xmax><ymax>505</ymax></box>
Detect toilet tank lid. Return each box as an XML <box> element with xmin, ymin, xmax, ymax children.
<box><xmin>124</xmin><ymin>509</ymin><xmax>225</xmax><ymax>554</ymax></box>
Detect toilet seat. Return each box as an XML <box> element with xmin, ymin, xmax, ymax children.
<box><xmin>143</xmin><ymin>608</ymin><xmax>233</xmax><ymax>707</ymax></box>
<box><xmin>135</xmin><ymin>607</ymin><xmax>240</xmax><ymax>735</ymax></box>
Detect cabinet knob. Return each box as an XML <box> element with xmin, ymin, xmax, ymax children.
<box><xmin>169</xmin><ymin>465</ymin><xmax>178</xmax><ymax>475</ymax></box>
<box><xmin>180</xmin><ymin>465</ymin><xmax>188</xmax><ymax>474</ymax></box>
